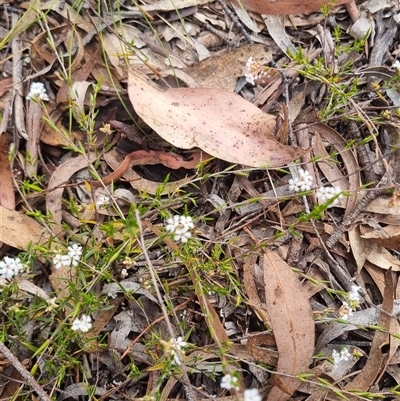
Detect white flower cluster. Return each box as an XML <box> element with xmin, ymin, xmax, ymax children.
<box><xmin>221</xmin><ymin>373</ymin><xmax>240</xmax><ymax>391</ymax></box>
<box><xmin>53</xmin><ymin>243</ymin><xmax>83</xmax><ymax>269</ymax></box>
<box><xmin>71</xmin><ymin>315</ymin><xmax>92</xmax><ymax>332</ymax></box>
<box><xmin>0</xmin><ymin>256</ymin><xmax>24</xmax><ymax>280</ymax></box>
<box><xmin>26</xmin><ymin>82</ymin><xmax>49</xmax><ymax>101</ymax></box>
<box><xmin>332</xmin><ymin>347</ymin><xmax>352</xmax><ymax>366</ymax></box>
<box><xmin>165</xmin><ymin>215</ymin><xmax>194</xmax><ymax>243</ymax></box>
<box><xmin>316</xmin><ymin>186</ymin><xmax>342</xmax><ymax>207</ymax></box>
<box><xmin>169</xmin><ymin>336</ymin><xmax>187</xmax><ymax>365</ymax></box>
<box><xmin>288</xmin><ymin>168</ymin><xmax>314</xmax><ymax>192</ymax></box>
<box><xmin>244</xmin><ymin>389</ymin><xmax>262</xmax><ymax>401</ymax></box>
<box><xmin>244</xmin><ymin>57</ymin><xmax>268</xmax><ymax>86</ymax></box>
<box><xmin>340</xmin><ymin>285</ymin><xmax>361</xmax><ymax>320</ymax></box>
<box><xmin>393</xmin><ymin>60</ymin><xmax>400</xmax><ymax>71</ymax></box>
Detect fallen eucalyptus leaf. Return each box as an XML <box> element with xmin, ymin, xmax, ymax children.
<box><xmin>128</xmin><ymin>70</ymin><xmax>306</xmax><ymax>168</ymax></box>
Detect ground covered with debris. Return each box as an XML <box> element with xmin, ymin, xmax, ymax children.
<box><xmin>1</xmin><ymin>0</ymin><xmax>400</xmax><ymax>400</ymax></box>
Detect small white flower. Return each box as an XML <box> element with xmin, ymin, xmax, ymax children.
<box><xmin>169</xmin><ymin>336</ymin><xmax>187</xmax><ymax>365</ymax></box>
<box><xmin>343</xmin><ymin>285</ymin><xmax>361</xmax><ymax>316</ymax></box>
<box><xmin>244</xmin><ymin>388</ymin><xmax>261</xmax><ymax>401</ymax></box>
<box><xmin>393</xmin><ymin>60</ymin><xmax>400</xmax><ymax>71</ymax></box>
<box><xmin>332</xmin><ymin>347</ymin><xmax>352</xmax><ymax>366</ymax></box>
<box><xmin>315</xmin><ymin>186</ymin><xmax>342</xmax><ymax>207</ymax></box>
<box><xmin>71</xmin><ymin>315</ymin><xmax>92</xmax><ymax>332</ymax></box>
<box><xmin>26</xmin><ymin>82</ymin><xmax>49</xmax><ymax>101</ymax></box>
<box><xmin>221</xmin><ymin>374</ymin><xmax>240</xmax><ymax>391</ymax></box>
<box><xmin>348</xmin><ymin>285</ymin><xmax>361</xmax><ymax>302</ymax></box>
<box><xmin>96</xmin><ymin>195</ymin><xmax>111</xmax><ymax>208</ymax></box>
<box><xmin>165</xmin><ymin>215</ymin><xmax>194</xmax><ymax>243</ymax></box>
<box><xmin>68</xmin><ymin>243</ymin><xmax>83</xmax><ymax>264</ymax></box>
<box><xmin>244</xmin><ymin>57</ymin><xmax>269</xmax><ymax>86</ymax></box>
<box><xmin>45</xmin><ymin>297</ymin><xmax>58</xmax><ymax>312</ymax></box>
<box><xmin>53</xmin><ymin>254</ymin><xmax>72</xmax><ymax>269</ymax></box>
<box><xmin>53</xmin><ymin>243</ymin><xmax>83</xmax><ymax>269</ymax></box>
<box><xmin>288</xmin><ymin>168</ymin><xmax>313</xmax><ymax>192</ymax></box>
<box><xmin>0</xmin><ymin>256</ymin><xmax>24</xmax><ymax>280</ymax></box>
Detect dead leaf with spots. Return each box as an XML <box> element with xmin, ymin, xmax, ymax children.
<box><xmin>127</xmin><ymin>70</ymin><xmax>306</xmax><ymax>167</ymax></box>
<box><xmin>262</xmin><ymin>249</ymin><xmax>315</xmax><ymax>401</ymax></box>
<box><xmin>231</xmin><ymin>0</ymin><xmax>353</xmax><ymax>15</ymax></box>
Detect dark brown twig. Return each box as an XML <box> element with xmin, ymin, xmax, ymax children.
<box><xmin>215</xmin><ymin>0</ymin><xmax>253</xmax><ymax>44</ymax></box>
<box><xmin>0</xmin><ymin>342</ymin><xmax>52</xmax><ymax>401</ymax></box>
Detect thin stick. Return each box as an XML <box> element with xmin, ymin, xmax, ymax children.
<box><xmin>0</xmin><ymin>342</ymin><xmax>52</xmax><ymax>401</ymax></box>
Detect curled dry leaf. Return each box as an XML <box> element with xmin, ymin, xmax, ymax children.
<box><xmin>128</xmin><ymin>70</ymin><xmax>306</xmax><ymax>167</ymax></box>
<box><xmin>349</xmin><ymin>226</ymin><xmax>400</xmax><ymax>273</ymax></box>
<box><xmin>101</xmin><ymin>148</ymin><xmax>206</xmax><ymax>195</ymax></box>
<box><xmin>262</xmin><ymin>249</ymin><xmax>314</xmax><ymax>401</ymax></box>
<box><xmin>230</xmin><ymin>0</ymin><xmax>353</xmax><ymax>15</ymax></box>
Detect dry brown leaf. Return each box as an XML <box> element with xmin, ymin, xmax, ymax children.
<box><xmin>362</xmin><ymin>224</ymin><xmax>400</xmax><ymax>251</ymax></box>
<box><xmin>366</xmin><ymin>195</ymin><xmax>400</xmax><ymax>216</ymax></box>
<box><xmin>243</xmin><ymin>254</ymin><xmax>271</xmax><ymax>326</ymax></box>
<box><xmin>47</xmin><ymin>153</ymin><xmax>98</xmax><ymax>233</ymax></box>
<box><xmin>231</xmin><ymin>0</ymin><xmax>353</xmax><ymax>15</ymax></box>
<box><xmin>128</xmin><ymin>70</ymin><xmax>306</xmax><ymax>167</ymax></box>
<box><xmin>345</xmin><ymin>269</ymin><xmax>398</xmax><ymax>391</ymax></box>
<box><xmin>262</xmin><ymin>249</ymin><xmax>315</xmax><ymax>401</ymax></box>
<box><xmin>0</xmin><ymin>134</ymin><xmax>15</xmax><ymax>209</ymax></box>
<box><xmin>308</xmin><ymin>123</ymin><xmax>360</xmax><ymax>217</ymax></box>
<box><xmin>183</xmin><ymin>44</ymin><xmax>272</xmax><ymax>90</ymax></box>
<box><xmin>246</xmin><ymin>332</ymin><xmax>278</xmax><ymax>366</ymax></box>
<box><xmin>40</xmin><ymin>108</ymin><xmax>73</xmax><ymax>147</ymax></box>
<box><xmin>349</xmin><ymin>226</ymin><xmax>400</xmax><ymax>272</ymax></box>
<box><xmin>364</xmin><ymin>261</ymin><xmax>386</xmax><ymax>297</ymax></box>
<box><xmin>0</xmin><ymin>206</ymin><xmax>49</xmax><ymax>249</ymax></box>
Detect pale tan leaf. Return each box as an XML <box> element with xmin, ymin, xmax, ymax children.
<box><xmin>128</xmin><ymin>70</ymin><xmax>306</xmax><ymax>167</ymax></box>
<box><xmin>0</xmin><ymin>206</ymin><xmax>49</xmax><ymax>249</ymax></box>
<box><xmin>262</xmin><ymin>249</ymin><xmax>315</xmax><ymax>401</ymax></box>
<box><xmin>348</xmin><ymin>227</ymin><xmax>369</xmax><ymax>273</ymax></box>
<box><xmin>0</xmin><ymin>134</ymin><xmax>15</xmax><ymax>209</ymax></box>
<box><xmin>263</xmin><ymin>15</ymin><xmax>296</xmax><ymax>56</ymax></box>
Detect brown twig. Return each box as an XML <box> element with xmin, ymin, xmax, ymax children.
<box><xmin>0</xmin><ymin>342</ymin><xmax>52</xmax><ymax>401</ymax></box>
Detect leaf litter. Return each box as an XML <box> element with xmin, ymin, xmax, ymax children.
<box><xmin>2</xmin><ymin>0</ymin><xmax>400</xmax><ymax>400</ymax></box>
